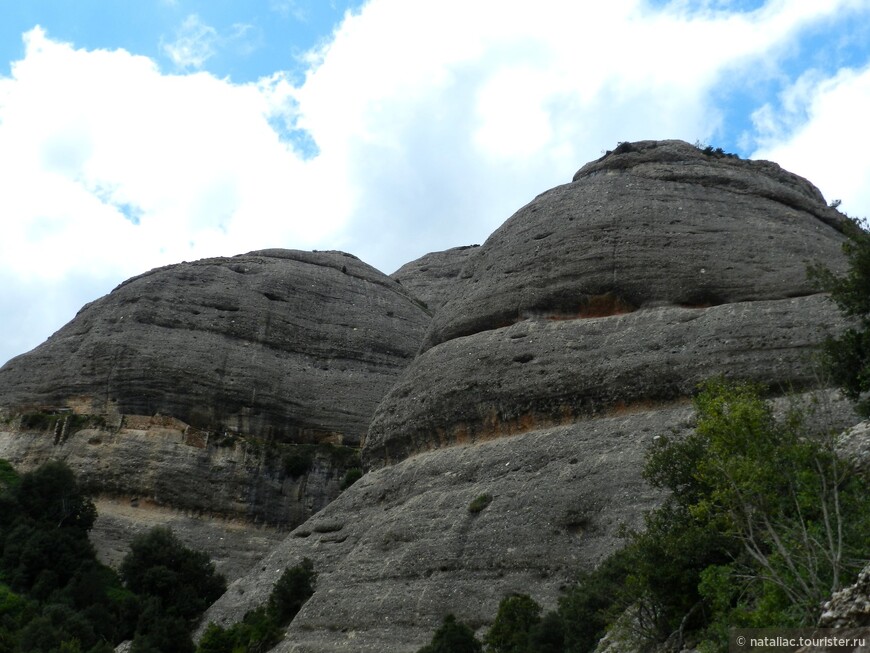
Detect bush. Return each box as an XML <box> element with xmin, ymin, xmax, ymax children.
<box><xmin>282</xmin><ymin>449</ymin><xmax>315</xmax><ymax>478</ymax></box>
<box><xmin>341</xmin><ymin>467</ymin><xmax>362</xmax><ymax>490</ymax></box>
<box><xmin>120</xmin><ymin>527</ymin><xmax>226</xmax><ymax>623</ymax></box>
<box><xmin>196</xmin><ymin>559</ymin><xmax>317</xmax><ymax>653</ymax></box>
<box><xmin>484</xmin><ymin>594</ymin><xmax>542</xmax><ymax>653</ymax></box>
<box><xmin>268</xmin><ymin>558</ymin><xmax>316</xmax><ymax>625</ymax></box>
<box><xmin>809</xmin><ymin>216</ymin><xmax>870</xmax><ymax>414</ymax></box>
<box><xmin>417</xmin><ymin>614</ymin><xmax>481</xmax><ymax>653</ymax></box>
<box><xmin>468</xmin><ymin>493</ymin><xmax>492</xmax><ymax>514</ymax></box>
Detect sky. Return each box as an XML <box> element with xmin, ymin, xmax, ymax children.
<box><xmin>1</xmin><ymin>0</ymin><xmax>870</xmax><ymax>367</ymax></box>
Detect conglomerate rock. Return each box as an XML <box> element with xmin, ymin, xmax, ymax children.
<box><xmin>421</xmin><ymin>140</ymin><xmax>846</xmax><ymax>352</ymax></box>
<box><xmin>0</xmin><ymin>249</ymin><xmax>430</xmax><ymax>577</ymax></box>
<box><xmin>199</xmin><ymin>141</ymin><xmax>860</xmax><ymax>652</ymax></box>
<box><xmin>0</xmin><ymin>249</ymin><xmax>430</xmax><ymax>445</ymax></box>
<box><xmin>391</xmin><ymin>245</ymin><xmax>479</xmax><ymax>312</ymax></box>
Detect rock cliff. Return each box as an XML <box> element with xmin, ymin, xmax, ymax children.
<box><xmin>0</xmin><ymin>249</ymin><xmax>430</xmax><ymax>578</ymax></box>
<box><xmin>200</xmin><ymin>141</ymin><xmax>860</xmax><ymax>651</ymax></box>
<box><xmin>391</xmin><ymin>245</ymin><xmax>479</xmax><ymax>312</ymax></box>
<box><xmin>0</xmin><ymin>249</ymin><xmax>430</xmax><ymax>445</ymax></box>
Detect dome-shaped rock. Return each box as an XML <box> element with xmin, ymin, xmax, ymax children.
<box><xmin>0</xmin><ymin>249</ymin><xmax>431</xmax><ymax>446</ymax></box>
<box><xmin>421</xmin><ymin>139</ymin><xmax>846</xmax><ymax>352</ymax></box>
<box><xmin>391</xmin><ymin>245</ymin><xmax>479</xmax><ymax>312</ymax></box>
<box><xmin>365</xmin><ymin>140</ymin><xmax>849</xmax><ymax>467</ymax></box>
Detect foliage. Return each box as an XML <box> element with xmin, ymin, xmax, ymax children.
<box><xmin>468</xmin><ymin>493</ymin><xmax>493</xmax><ymax>514</ymax></box>
<box><xmin>416</xmin><ymin>380</ymin><xmax>870</xmax><ymax>653</ymax></box>
<box><xmin>483</xmin><ymin>594</ymin><xmax>541</xmax><ymax>653</ymax></box>
<box><xmin>267</xmin><ymin>558</ymin><xmax>316</xmax><ymax>624</ymax></box>
<box><xmin>0</xmin><ymin>460</ymin><xmax>139</xmax><ymax>651</ymax></box>
<box><xmin>120</xmin><ymin>527</ymin><xmax>226</xmax><ymax>623</ymax></box>
<box><xmin>282</xmin><ymin>449</ymin><xmax>314</xmax><ymax>478</ymax></box>
<box><xmin>809</xmin><ymin>216</ymin><xmax>870</xmax><ymax>415</ymax></box>
<box><xmin>693</xmin><ymin>140</ymin><xmax>739</xmax><ymax>159</ymax></box>
<box><xmin>620</xmin><ymin>379</ymin><xmax>869</xmax><ymax>650</ymax></box>
<box><xmin>280</xmin><ymin>443</ymin><xmax>360</xmax><ymax>479</ymax></box>
<box><xmin>0</xmin><ymin>461</ymin><xmax>228</xmax><ymax>652</ymax></box>
<box><xmin>0</xmin><ymin>459</ymin><xmax>18</xmax><ymax>491</ymax></box>
<box><xmin>341</xmin><ymin>467</ymin><xmax>362</xmax><ymax>490</ymax></box>
<box><xmin>417</xmin><ymin>615</ymin><xmax>482</xmax><ymax>653</ymax></box>
<box><xmin>195</xmin><ymin>559</ymin><xmax>316</xmax><ymax>653</ymax></box>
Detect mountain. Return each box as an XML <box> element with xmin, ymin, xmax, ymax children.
<box><xmin>0</xmin><ymin>140</ymin><xmax>861</xmax><ymax>650</ymax></box>
<box><xmin>198</xmin><ymin>140</ymin><xmax>860</xmax><ymax>651</ymax></box>
<box><xmin>0</xmin><ymin>249</ymin><xmax>430</xmax><ymax>578</ymax></box>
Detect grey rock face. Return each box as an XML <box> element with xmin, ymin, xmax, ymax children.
<box><xmin>0</xmin><ymin>416</ymin><xmax>358</xmax><ymax>579</ymax></box>
<box><xmin>199</xmin><ymin>142</ymin><xmax>861</xmax><ymax>653</ymax></box>
<box><xmin>201</xmin><ymin>406</ymin><xmax>688</xmax><ymax>650</ymax></box>
<box><xmin>202</xmin><ymin>396</ymin><xmax>859</xmax><ymax>653</ymax></box>
<box><xmin>391</xmin><ymin>245</ymin><xmax>479</xmax><ymax>312</ymax></box>
<box><xmin>820</xmin><ymin>563</ymin><xmax>870</xmax><ymax>628</ymax></box>
<box><xmin>422</xmin><ymin>140</ymin><xmax>846</xmax><ymax>352</ymax></box>
<box><xmin>0</xmin><ymin>249</ymin><xmax>431</xmax><ymax>445</ymax></box>
<box><xmin>365</xmin><ymin>295</ymin><xmax>844</xmax><ymax>467</ymax></box>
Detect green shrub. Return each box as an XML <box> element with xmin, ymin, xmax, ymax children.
<box><xmin>282</xmin><ymin>449</ymin><xmax>315</xmax><ymax>478</ymax></box>
<box><xmin>120</xmin><ymin>527</ymin><xmax>226</xmax><ymax>623</ymax></box>
<box><xmin>809</xmin><ymin>216</ymin><xmax>870</xmax><ymax>415</ymax></box>
<box><xmin>468</xmin><ymin>493</ymin><xmax>492</xmax><ymax>514</ymax></box>
<box><xmin>341</xmin><ymin>467</ymin><xmax>362</xmax><ymax>490</ymax></box>
<box><xmin>0</xmin><ymin>458</ymin><xmax>19</xmax><ymax>490</ymax></box>
<box><xmin>268</xmin><ymin>558</ymin><xmax>316</xmax><ymax>625</ymax></box>
<box><xmin>196</xmin><ymin>559</ymin><xmax>317</xmax><ymax>653</ymax></box>
<box><xmin>484</xmin><ymin>594</ymin><xmax>542</xmax><ymax>653</ymax></box>
<box><xmin>417</xmin><ymin>614</ymin><xmax>481</xmax><ymax>653</ymax></box>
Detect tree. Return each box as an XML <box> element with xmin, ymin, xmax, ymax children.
<box><xmin>267</xmin><ymin>558</ymin><xmax>316</xmax><ymax>625</ymax></box>
<box><xmin>417</xmin><ymin>615</ymin><xmax>482</xmax><ymax>653</ymax></box>
<box><xmin>809</xmin><ymin>217</ymin><xmax>870</xmax><ymax>415</ymax></box>
<box><xmin>120</xmin><ymin>527</ymin><xmax>226</xmax><ymax>623</ymax></box>
<box><xmin>641</xmin><ymin>379</ymin><xmax>870</xmax><ymax>646</ymax></box>
<box><xmin>13</xmin><ymin>460</ymin><xmax>96</xmax><ymax>531</ymax></box>
<box><xmin>483</xmin><ymin>594</ymin><xmax>541</xmax><ymax>653</ymax></box>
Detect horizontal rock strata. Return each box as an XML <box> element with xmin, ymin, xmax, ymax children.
<box><xmin>0</xmin><ymin>249</ymin><xmax>431</xmax><ymax>445</ymax></box>
<box><xmin>422</xmin><ymin>140</ymin><xmax>846</xmax><ymax>352</ymax></box>
<box><xmin>364</xmin><ymin>294</ymin><xmax>842</xmax><ymax>466</ymax></box>
<box><xmin>391</xmin><ymin>245</ymin><xmax>479</xmax><ymax>312</ymax></box>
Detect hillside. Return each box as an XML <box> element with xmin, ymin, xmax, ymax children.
<box><xmin>0</xmin><ymin>140</ymin><xmax>863</xmax><ymax>651</ymax></box>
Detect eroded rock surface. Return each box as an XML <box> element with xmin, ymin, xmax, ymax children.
<box><xmin>365</xmin><ymin>295</ymin><xmax>844</xmax><ymax>466</ymax></box>
<box><xmin>0</xmin><ymin>415</ymin><xmax>359</xmax><ymax>578</ymax></box>
<box><xmin>201</xmin><ymin>407</ymin><xmax>689</xmax><ymax>650</ymax></box>
<box><xmin>0</xmin><ymin>249</ymin><xmax>430</xmax><ymax>445</ymax></box>
<box><xmin>391</xmin><ymin>245</ymin><xmax>479</xmax><ymax>312</ymax></box>
<box><xmin>422</xmin><ymin>140</ymin><xmax>846</xmax><ymax>352</ymax></box>
<box><xmin>201</xmin><ymin>142</ymin><xmax>859</xmax><ymax>652</ymax></box>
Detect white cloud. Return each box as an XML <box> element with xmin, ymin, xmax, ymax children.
<box><xmin>162</xmin><ymin>14</ymin><xmax>219</xmax><ymax>70</ymax></box>
<box><xmin>1</xmin><ymin>0</ymin><xmax>869</xmax><ymax>365</ymax></box>
<box><xmin>752</xmin><ymin>62</ymin><xmax>870</xmax><ymax>217</ymax></box>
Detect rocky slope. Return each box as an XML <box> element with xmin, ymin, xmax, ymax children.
<box><xmin>0</xmin><ymin>249</ymin><xmax>430</xmax><ymax>444</ymax></box>
<box><xmin>0</xmin><ymin>249</ymin><xmax>431</xmax><ymax>578</ymax></box>
<box><xmin>200</xmin><ymin>141</ymin><xmax>860</xmax><ymax>651</ymax></box>
<box><xmin>391</xmin><ymin>245</ymin><xmax>479</xmax><ymax>312</ymax></box>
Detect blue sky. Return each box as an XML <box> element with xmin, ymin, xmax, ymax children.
<box><xmin>1</xmin><ymin>0</ymin><xmax>870</xmax><ymax>366</ymax></box>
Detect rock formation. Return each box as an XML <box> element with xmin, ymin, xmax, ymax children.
<box><xmin>391</xmin><ymin>245</ymin><xmax>479</xmax><ymax>312</ymax></box>
<box><xmin>0</xmin><ymin>249</ymin><xmax>430</xmax><ymax>578</ymax></box>
<box><xmin>0</xmin><ymin>249</ymin><xmax>430</xmax><ymax>445</ymax></box>
<box><xmin>200</xmin><ymin>141</ymin><xmax>860</xmax><ymax>652</ymax></box>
